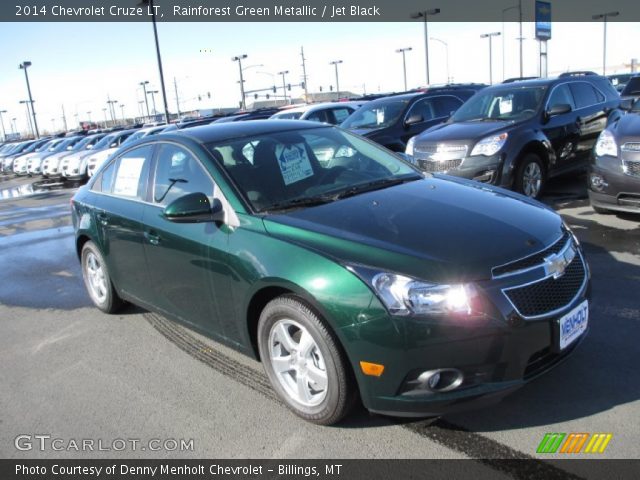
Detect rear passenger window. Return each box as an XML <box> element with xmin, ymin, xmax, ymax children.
<box><xmin>111</xmin><ymin>146</ymin><xmax>153</xmax><ymax>199</ymax></box>
<box><xmin>91</xmin><ymin>160</ymin><xmax>117</xmax><ymax>194</ymax></box>
<box><xmin>432</xmin><ymin>96</ymin><xmax>463</xmax><ymax>117</ymax></box>
<box><xmin>569</xmin><ymin>83</ymin><xmax>602</xmax><ymax>108</ymax></box>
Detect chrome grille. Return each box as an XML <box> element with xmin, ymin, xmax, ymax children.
<box><xmin>417</xmin><ymin>158</ymin><xmax>463</xmax><ymax>173</ymax></box>
<box><xmin>492</xmin><ymin>231</ymin><xmax>571</xmax><ymax>278</ymax></box>
<box><xmin>503</xmin><ymin>252</ymin><xmax>587</xmax><ymax>319</ymax></box>
<box><xmin>622</xmin><ymin>159</ymin><xmax>640</xmax><ymax>177</ymax></box>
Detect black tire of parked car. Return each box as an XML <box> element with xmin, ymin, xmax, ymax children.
<box><xmin>81</xmin><ymin>241</ymin><xmax>125</xmax><ymax>314</ymax></box>
<box><xmin>257</xmin><ymin>295</ymin><xmax>357</xmax><ymax>425</ymax></box>
<box><xmin>514</xmin><ymin>153</ymin><xmax>546</xmax><ymax>199</ymax></box>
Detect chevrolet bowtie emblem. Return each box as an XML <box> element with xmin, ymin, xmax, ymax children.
<box><xmin>544</xmin><ymin>241</ymin><xmax>576</xmax><ymax>279</ymax></box>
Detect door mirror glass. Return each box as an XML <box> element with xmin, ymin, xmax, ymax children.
<box><xmin>164</xmin><ymin>192</ymin><xmax>224</xmax><ymax>223</ymax></box>
<box><xmin>547</xmin><ymin>103</ymin><xmax>572</xmax><ymax>117</ymax></box>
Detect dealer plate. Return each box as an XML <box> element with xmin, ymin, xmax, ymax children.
<box><xmin>558</xmin><ymin>300</ymin><xmax>588</xmax><ymax>350</ymax></box>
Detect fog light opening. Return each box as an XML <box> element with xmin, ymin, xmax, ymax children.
<box><xmin>473</xmin><ymin>170</ymin><xmax>497</xmax><ymax>183</ymax></box>
<box><xmin>417</xmin><ymin>368</ymin><xmax>464</xmax><ymax>392</ymax></box>
<box><xmin>590</xmin><ymin>173</ymin><xmax>608</xmax><ymax>192</ymax></box>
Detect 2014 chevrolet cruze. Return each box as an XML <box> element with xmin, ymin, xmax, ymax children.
<box><xmin>72</xmin><ymin>121</ymin><xmax>590</xmax><ymax>425</ymax></box>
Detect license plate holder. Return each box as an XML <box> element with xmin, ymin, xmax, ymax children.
<box><xmin>555</xmin><ymin>300</ymin><xmax>589</xmax><ymax>351</ymax></box>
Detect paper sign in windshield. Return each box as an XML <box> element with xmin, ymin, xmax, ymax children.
<box><xmin>276</xmin><ymin>143</ymin><xmax>313</xmax><ymax>185</ymax></box>
<box><xmin>113</xmin><ymin>156</ymin><xmax>145</xmax><ymax>197</ymax></box>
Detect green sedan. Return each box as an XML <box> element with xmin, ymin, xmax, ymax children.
<box><xmin>72</xmin><ymin>120</ymin><xmax>590</xmax><ymax>425</ymax></box>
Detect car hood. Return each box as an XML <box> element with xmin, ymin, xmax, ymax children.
<box><xmin>613</xmin><ymin>111</ymin><xmax>640</xmax><ymax>142</ymax></box>
<box><xmin>263</xmin><ymin>177</ymin><xmax>562</xmax><ymax>282</ymax></box>
<box><xmin>418</xmin><ymin>120</ymin><xmax>515</xmax><ymax>143</ymax></box>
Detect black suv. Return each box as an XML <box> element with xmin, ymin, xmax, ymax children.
<box><xmin>406</xmin><ymin>73</ymin><xmax>620</xmax><ymax>198</ymax></box>
<box><xmin>341</xmin><ymin>84</ymin><xmax>486</xmax><ymax>152</ymax></box>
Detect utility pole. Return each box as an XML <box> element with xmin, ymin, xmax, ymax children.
<box><xmin>330</xmin><ymin>60</ymin><xmax>343</xmax><ymax>101</ymax></box>
<box><xmin>410</xmin><ymin>9</ymin><xmax>441</xmax><ymax>86</ymax></box>
<box><xmin>19</xmin><ymin>61</ymin><xmax>39</xmax><ymax>138</ymax></box>
<box><xmin>278</xmin><ymin>70</ymin><xmax>290</xmax><ymax>104</ymax></box>
<box><xmin>300</xmin><ymin>46</ymin><xmax>309</xmax><ymax>101</ymax></box>
<box><xmin>518</xmin><ymin>0</ymin><xmax>523</xmax><ymax>77</ymax></box>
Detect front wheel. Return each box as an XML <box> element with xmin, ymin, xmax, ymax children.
<box><xmin>257</xmin><ymin>296</ymin><xmax>357</xmax><ymax>425</ymax></box>
<box><xmin>514</xmin><ymin>153</ymin><xmax>545</xmax><ymax>199</ymax></box>
<box><xmin>81</xmin><ymin>241</ymin><xmax>124</xmax><ymax>313</ymax></box>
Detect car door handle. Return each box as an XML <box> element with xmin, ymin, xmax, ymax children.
<box><xmin>144</xmin><ymin>231</ymin><xmax>161</xmax><ymax>246</ymax></box>
<box><xmin>96</xmin><ymin>212</ymin><xmax>109</xmax><ymax>226</ymax></box>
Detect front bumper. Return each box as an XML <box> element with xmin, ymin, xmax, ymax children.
<box><xmin>343</xmin><ymin>246</ymin><xmax>590</xmax><ymax>417</ymax></box>
<box><xmin>588</xmin><ymin>157</ymin><xmax>640</xmax><ymax>213</ymax></box>
<box><xmin>415</xmin><ymin>153</ymin><xmax>509</xmax><ymax>187</ymax></box>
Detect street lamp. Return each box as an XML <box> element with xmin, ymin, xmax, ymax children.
<box><xmin>592</xmin><ymin>11</ymin><xmax>619</xmax><ymax>75</ymax></box>
<box><xmin>232</xmin><ymin>54</ymin><xmax>248</xmax><ymax>110</ymax></box>
<box><xmin>51</xmin><ymin>118</ymin><xmax>56</xmax><ymax>132</ymax></box>
<box><xmin>19</xmin><ymin>61</ymin><xmax>39</xmax><ymax>138</ymax></box>
<box><xmin>429</xmin><ymin>38</ymin><xmax>449</xmax><ymax>83</ymax></box>
<box><xmin>330</xmin><ymin>60</ymin><xmax>343</xmax><ymax>100</ymax></box>
<box><xmin>107</xmin><ymin>97</ymin><xmax>118</xmax><ymax>123</ymax></box>
<box><xmin>87</xmin><ymin>111</ymin><xmax>92</xmax><ymax>123</ymax></box>
<box><xmin>139</xmin><ymin>81</ymin><xmax>150</xmax><ymax>119</ymax></box>
<box><xmin>410</xmin><ymin>8</ymin><xmax>440</xmax><ymax>85</ymax></box>
<box><xmin>278</xmin><ymin>70</ymin><xmax>290</xmax><ymax>104</ymax></box>
<box><xmin>501</xmin><ymin>4</ymin><xmax>519</xmax><ymax>81</ymax></box>
<box><xmin>120</xmin><ymin>104</ymin><xmax>126</xmax><ymax>125</ymax></box>
<box><xmin>0</xmin><ymin>110</ymin><xmax>7</xmax><ymax>142</ymax></box>
<box><xmin>147</xmin><ymin>90</ymin><xmax>159</xmax><ymax>117</ymax></box>
<box><xmin>396</xmin><ymin>47</ymin><xmax>413</xmax><ymax>91</ymax></box>
<box><xmin>481</xmin><ymin>32</ymin><xmax>501</xmax><ymax>84</ymax></box>
<box><xmin>102</xmin><ymin>108</ymin><xmax>108</xmax><ymax>127</ymax></box>
<box><xmin>19</xmin><ymin>101</ymin><xmax>34</xmax><ymax>137</ymax></box>
<box><xmin>11</xmin><ymin>118</ymin><xmax>17</xmax><ymax>134</ymax></box>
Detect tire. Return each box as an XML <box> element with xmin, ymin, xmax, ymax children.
<box><xmin>81</xmin><ymin>240</ymin><xmax>124</xmax><ymax>313</ymax></box>
<box><xmin>514</xmin><ymin>153</ymin><xmax>545</xmax><ymax>199</ymax></box>
<box><xmin>257</xmin><ymin>295</ymin><xmax>357</xmax><ymax>425</ymax></box>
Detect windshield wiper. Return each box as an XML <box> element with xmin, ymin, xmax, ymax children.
<box><xmin>334</xmin><ymin>175</ymin><xmax>420</xmax><ymax>200</ymax></box>
<box><xmin>262</xmin><ymin>194</ymin><xmax>338</xmax><ymax>213</ymax></box>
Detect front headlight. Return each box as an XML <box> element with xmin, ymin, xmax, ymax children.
<box><xmin>470</xmin><ymin>132</ymin><xmax>508</xmax><ymax>156</ymax></box>
<box><xmin>405</xmin><ymin>136</ymin><xmax>417</xmax><ymax>156</ymax></box>
<box><xmin>594</xmin><ymin>129</ymin><xmax>617</xmax><ymax>157</ymax></box>
<box><xmin>370</xmin><ymin>272</ymin><xmax>473</xmax><ymax>316</ymax></box>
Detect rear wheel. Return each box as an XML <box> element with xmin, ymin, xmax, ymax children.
<box><xmin>515</xmin><ymin>153</ymin><xmax>545</xmax><ymax>199</ymax></box>
<box><xmin>257</xmin><ymin>296</ymin><xmax>357</xmax><ymax>425</ymax></box>
<box><xmin>81</xmin><ymin>241</ymin><xmax>124</xmax><ymax>313</ymax></box>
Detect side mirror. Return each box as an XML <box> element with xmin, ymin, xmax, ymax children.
<box><xmin>620</xmin><ymin>98</ymin><xmax>635</xmax><ymax>111</ymax></box>
<box><xmin>546</xmin><ymin>103</ymin><xmax>572</xmax><ymax>117</ymax></box>
<box><xmin>163</xmin><ymin>192</ymin><xmax>224</xmax><ymax>223</ymax></box>
<box><xmin>405</xmin><ymin>114</ymin><xmax>423</xmax><ymax>126</ymax></box>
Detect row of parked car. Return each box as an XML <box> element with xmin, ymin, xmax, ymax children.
<box><xmin>2</xmin><ymin>71</ymin><xmax>639</xmax><ymax>213</ymax></box>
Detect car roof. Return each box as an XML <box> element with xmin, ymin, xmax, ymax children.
<box><xmin>173</xmin><ymin>120</ymin><xmax>328</xmax><ymax>144</ymax></box>
<box><xmin>278</xmin><ymin>101</ymin><xmax>364</xmax><ymax>115</ymax></box>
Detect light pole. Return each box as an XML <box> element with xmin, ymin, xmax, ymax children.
<box><xmin>410</xmin><ymin>8</ymin><xmax>440</xmax><ymax>85</ymax></box>
<box><xmin>278</xmin><ymin>70</ymin><xmax>290</xmax><ymax>104</ymax></box>
<box><xmin>51</xmin><ymin>118</ymin><xmax>56</xmax><ymax>133</ymax></box>
<box><xmin>430</xmin><ymin>37</ymin><xmax>450</xmax><ymax>83</ymax></box>
<box><xmin>396</xmin><ymin>47</ymin><xmax>413</xmax><ymax>91</ymax></box>
<box><xmin>232</xmin><ymin>55</ymin><xmax>248</xmax><ymax>110</ymax></box>
<box><xmin>139</xmin><ymin>0</ymin><xmax>170</xmax><ymax>123</ymax></box>
<box><xmin>592</xmin><ymin>11</ymin><xmax>619</xmax><ymax>75</ymax></box>
<box><xmin>107</xmin><ymin>97</ymin><xmax>118</xmax><ymax>123</ymax></box>
<box><xmin>481</xmin><ymin>32</ymin><xmax>501</xmax><ymax>84</ymax></box>
<box><xmin>102</xmin><ymin>108</ymin><xmax>108</xmax><ymax>127</ymax></box>
<box><xmin>74</xmin><ymin>112</ymin><xmax>79</xmax><ymax>129</ymax></box>
<box><xmin>120</xmin><ymin>104</ymin><xmax>126</xmax><ymax>125</ymax></box>
<box><xmin>148</xmin><ymin>90</ymin><xmax>158</xmax><ymax>117</ymax></box>
<box><xmin>87</xmin><ymin>111</ymin><xmax>92</xmax><ymax>123</ymax></box>
<box><xmin>502</xmin><ymin>4</ymin><xmax>519</xmax><ymax>80</ymax></box>
<box><xmin>139</xmin><ymin>81</ymin><xmax>150</xmax><ymax>119</ymax></box>
<box><xmin>330</xmin><ymin>60</ymin><xmax>343</xmax><ymax>100</ymax></box>
<box><xmin>19</xmin><ymin>101</ymin><xmax>34</xmax><ymax>137</ymax></box>
<box><xmin>19</xmin><ymin>61</ymin><xmax>39</xmax><ymax>138</ymax></box>
<box><xmin>0</xmin><ymin>110</ymin><xmax>7</xmax><ymax>142</ymax></box>
<box><xmin>11</xmin><ymin>118</ymin><xmax>17</xmax><ymax>134</ymax></box>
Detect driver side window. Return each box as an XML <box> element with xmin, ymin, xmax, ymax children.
<box><xmin>152</xmin><ymin>144</ymin><xmax>214</xmax><ymax>207</ymax></box>
<box><xmin>547</xmin><ymin>84</ymin><xmax>575</xmax><ymax>110</ymax></box>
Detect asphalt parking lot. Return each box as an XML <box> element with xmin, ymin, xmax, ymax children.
<box><xmin>0</xmin><ymin>173</ymin><xmax>638</xmax><ymax>476</ymax></box>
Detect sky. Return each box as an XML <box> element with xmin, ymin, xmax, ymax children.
<box><xmin>0</xmin><ymin>21</ymin><xmax>638</xmax><ymax>135</ymax></box>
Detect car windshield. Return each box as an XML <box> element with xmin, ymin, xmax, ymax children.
<box><xmin>18</xmin><ymin>141</ymin><xmax>42</xmax><ymax>154</ymax></box>
<box><xmin>451</xmin><ymin>86</ymin><xmax>547</xmax><ymax>122</ymax></box>
<box><xmin>92</xmin><ymin>134</ymin><xmax>118</xmax><ymax>150</ymax></box>
<box><xmin>208</xmin><ymin>126</ymin><xmax>421</xmax><ymax>213</ymax></box>
<box><xmin>46</xmin><ymin>139</ymin><xmax>66</xmax><ymax>152</ymax></box>
<box><xmin>621</xmin><ymin>77</ymin><xmax>640</xmax><ymax>96</ymax></box>
<box><xmin>69</xmin><ymin>137</ymin><xmax>94</xmax><ymax>151</ymax></box>
<box><xmin>273</xmin><ymin>111</ymin><xmax>303</xmax><ymax>120</ymax></box>
<box><xmin>341</xmin><ymin>99</ymin><xmax>410</xmax><ymax>130</ymax></box>
<box><xmin>120</xmin><ymin>130</ymin><xmax>146</xmax><ymax>147</ymax></box>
